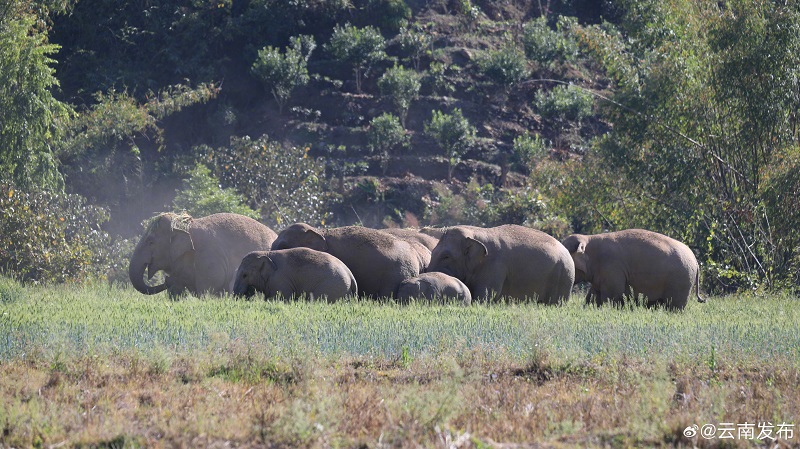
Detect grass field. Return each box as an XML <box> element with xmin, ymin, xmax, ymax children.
<box><xmin>0</xmin><ymin>277</ymin><xmax>798</xmax><ymax>448</ymax></box>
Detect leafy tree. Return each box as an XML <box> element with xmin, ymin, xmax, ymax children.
<box><xmin>251</xmin><ymin>35</ymin><xmax>316</xmax><ymax>114</ymax></box>
<box><xmin>0</xmin><ymin>0</ymin><xmax>72</xmax><ymax>189</ymax></box>
<box><xmin>378</xmin><ymin>65</ymin><xmax>421</xmax><ymax>126</ymax></box>
<box><xmin>199</xmin><ymin>135</ymin><xmax>329</xmax><ymax>227</ymax></box>
<box><xmin>325</xmin><ymin>23</ymin><xmax>387</xmax><ymax>92</ymax></box>
<box><xmin>522</xmin><ymin>16</ymin><xmax>579</xmax><ymax>65</ymax></box>
<box><xmin>394</xmin><ymin>23</ymin><xmax>433</xmax><ymax>70</ymax></box>
<box><xmin>367</xmin><ymin>0</ymin><xmax>411</xmax><ymax>33</ymax></box>
<box><xmin>424</xmin><ymin>109</ymin><xmax>476</xmax><ymax>181</ymax></box>
<box><xmin>533</xmin><ymin>84</ymin><xmax>594</xmax><ymax>124</ymax></box>
<box><xmin>368</xmin><ymin>113</ymin><xmax>409</xmax><ymax>174</ymax></box>
<box><xmin>173</xmin><ymin>164</ymin><xmax>259</xmax><ymax>219</ymax></box>
<box><xmin>477</xmin><ymin>44</ymin><xmax>529</xmax><ymax>90</ymax></box>
<box><xmin>569</xmin><ymin>0</ymin><xmax>800</xmax><ymax>291</ymax></box>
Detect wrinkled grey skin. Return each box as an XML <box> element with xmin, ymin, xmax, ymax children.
<box><xmin>271</xmin><ymin>223</ymin><xmax>422</xmax><ymax>298</ymax></box>
<box><xmin>129</xmin><ymin>213</ymin><xmax>277</xmax><ymax>298</ymax></box>
<box><xmin>428</xmin><ymin>225</ymin><xmax>575</xmax><ymax>304</ymax></box>
<box><xmin>232</xmin><ymin>248</ymin><xmax>357</xmax><ymax>302</ymax></box>
<box><xmin>379</xmin><ymin>228</ymin><xmax>439</xmax><ymax>271</ymax></box>
<box><xmin>561</xmin><ymin>229</ymin><xmax>703</xmax><ymax>311</ymax></box>
<box><xmin>396</xmin><ymin>272</ymin><xmax>472</xmax><ymax>305</ymax></box>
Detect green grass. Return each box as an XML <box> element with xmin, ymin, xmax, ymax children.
<box><xmin>2</xmin><ymin>278</ymin><xmax>798</xmax><ymax>367</ymax></box>
<box><xmin>1</xmin><ymin>277</ymin><xmax>798</xmax><ymax>447</ymax></box>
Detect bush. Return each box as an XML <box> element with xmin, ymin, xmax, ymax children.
<box><xmin>394</xmin><ymin>23</ymin><xmax>433</xmax><ymax>70</ymax></box>
<box><xmin>173</xmin><ymin>164</ymin><xmax>259</xmax><ymax>219</ymax></box>
<box><xmin>251</xmin><ymin>35</ymin><xmax>316</xmax><ymax>114</ymax></box>
<box><xmin>198</xmin><ymin>135</ymin><xmax>329</xmax><ymax>227</ymax></box>
<box><xmin>378</xmin><ymin>65</ymin><xmax>422</xmax><ymax>125</ymax></box>
<box><xmin>477</xmin><ymin>45</ymin><xmax>529</xmax><ymax>89</ymax></box>
<box><xmin>368</xmin><ymin>113</ymin><xmax>410</xmax><ymax>174</ymax></box>
<box><xmin>367</xmin><ymin>0</ymin><xmax>412</xmax><ymax>33</ymax></box>
<box><xmin>533</xmin><ymin>84</ymin><xmax>594</xmax><ymax>123</ymax></box>
<box><xmin>522</xmin><ymin>16</ymin><xmax>578</xmax><ymax>65</ymax></box>
<box><xmin>0</xmin><ymin>180</ymin><xmax>112</xmax><ymax>284</ymax></box>
<box><xmin>512</xmin><ymin>132</ymin><xmax>547</xmax><ymax>172</ymax></box>
<box><xmin>325</xmin><ymin>23</ymin><xmax>388</xmax><ymax>92</ymax></box>
<box><xmin>424</xmin><ymin>109</ymin><xmax>477</xmax><ymax>181</ymax></box>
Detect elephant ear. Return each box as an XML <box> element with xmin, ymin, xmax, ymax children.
<box><xmin>464</xmin><ymin>236</ymin><xmax>488</xmax><ymax>258</ymax></box>
<box><xmin>573</xmin><ymin>240</ymin><xmax>589</xmax><ymax>275</ymax></box>
<box><xmin>260</xmin><ymin>255</ymin><xmax>278</xmax><ymax>272</ymax></box>
<box><xmin>170</xmin><ymin>229</ymin><xmax>195</xmax><ymax>262</ymax></box>
<box><xmin>304</xmin><ymin>227</ymin><xmax>328</xmax><ymax>251</ymax></box>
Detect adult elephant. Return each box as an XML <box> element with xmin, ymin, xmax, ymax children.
<box><xmin>129</xmin><ymin>212</ymin><xmax>277</xmax><ymax>297</ymax></box>
<box><xmin>379</xmin><ymin>227</ymin><xmax>438</xmax><ymax>271</ymax></box>
<box><xmin>232</xmin><ymin>248</ymin><xmax>357</xmax><ymax>302</ymax></box>
<box><xmin>271</xmin><ymin>223</ymin><xmax>422</xmax><ymax>298</ymax></box>
<box><xmin>427</xmin><ymin>225</ymin><xmax>575</xmax><ymax>304</ymax></box>
<box><xmin>561</xmin><ymin>229</ymin><xmax>703</xmax><ymax>310</ymax></box>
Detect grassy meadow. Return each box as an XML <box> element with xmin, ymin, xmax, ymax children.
<box><xmin>0</xmin><ymin>277</ymin><xmax>798</xmax><ymax>448</ymax></box>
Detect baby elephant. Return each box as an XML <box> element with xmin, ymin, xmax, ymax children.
<box><xmin>233</xmin><ymin>248</ymin><xmax>357</xmax><ymax>302</ymax></box>
<box><xmin>396</xmin><ymin>272</ymin><xmax>472</xmax><ymax>305</ymax></box>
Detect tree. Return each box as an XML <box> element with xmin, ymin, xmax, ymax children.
<box><xmin>0</xmin><ymin>0</ymin><xmax>73</xmax><ymax>189</ymax></box>
<box><xmin>251</xmin><ymin>35</ymin><xmax>316</xmax><ymax>114</ymax></box>
<box><xmin>173</xmin><ymin>164</ymin><xmax>259</xmax><ymax>219</ymax></box>
<box><xmin>325</xmin><ymin>23</ymin><xmax>387</xmax><ymax>93</ymax></box>
<box><xmin>569</xmin><ymin>0</ymin><xmax>800</xmax><ymax>291</ymax></box>
<box><xmin>424</xmin><ymin>109</ymin><xmax>476</xmax><ymax>181</ymax></box>
<box><xmin>368</xmin><ymin>113</ymin><xmax>409</xmax><ymax>174</ymax></box>
<box><xmin>378</xmin><ymin>65</ymin><xmax>421</xmax><ymax>126</ymax></box>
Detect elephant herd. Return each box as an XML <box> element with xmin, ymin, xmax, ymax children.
<box><xmin>129</xmin><ymin>212</ymin><xmax>704</xmax><ymax>310</ymax></box>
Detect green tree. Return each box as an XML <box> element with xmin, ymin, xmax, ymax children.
<box><xmin>0</xmin><ymin>0</ymin><xmax>73</xmax><ymax>189</ymax></box>
<box><xmin>368</xmin><ymin>113</ymin><xmax>409</xmax><ymax>174</ymax></box>
<box><xmin>570</xmin><ymin>0</ymin><xmax>800</xmax><ymax>291</ymax></box>
<box><xmin>477</xmin><ymin>44</ymin><xmax>529</xmax><ymax>91</ymax></box>
<box><xmin>251</xmin><ymin>35</ymin><xmax>316</xmax><ymax>114</ymax></box>
<box><xmin>377</xmin><ymin>65</ymin><xmax>421</xmax><ymax>126</ymax></box>
<box><xmin>173</xmin><ymin>164</ymin><xmax>259</xmax><ymax>219</ymax></box>
<box><xmin>325</xmin><ymin>23</ymin><xmax>387</xmax><ymax>93</ymax></box>
<box><xmin>424</xmin><ymin>109</ymin><xmax>476</xmax><ymax>181</ymax></box>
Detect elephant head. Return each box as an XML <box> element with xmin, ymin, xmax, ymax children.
<box><xmin>561</xmin><ymin>234</ymin><xmax>590</xmax><ymax>282</ymax></box>
<box><xmin>271</xmin><ymin>223</ymin><xmax>327</xmax><ymax>251</ymax></box>
<box><xmin>232</xmin><ymin>252</ymin><xmax>276</xmax><ymax>298</ymax></box>
<box><xmin>129</xmin><ymin>213</ymin><xmax>195</xmax><ymax>295</ymax></box>
<box><xmin>428</xmin><ymin>228</ymin><xmax>488</xmax><ymax>281</ymax></box>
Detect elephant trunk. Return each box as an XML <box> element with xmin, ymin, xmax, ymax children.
<box><xmin>129</xmin><ymin>257</ymin><xmax>168</xmax><ymax>295</ymax></box>
<box><xmin>232</xmin><ymin>278</ymin><xmax>256</xmax><ymax>298</ymax></box>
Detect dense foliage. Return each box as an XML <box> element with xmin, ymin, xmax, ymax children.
<box><xmin>0</xmin><ymin>0</ymin><xmax>798</xmax><ymax>292</ymax></box>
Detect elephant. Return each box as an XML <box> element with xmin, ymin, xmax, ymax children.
<box><xmin>232</xmin><ymin>248</ymin><xmax>357</xmax><ymax>302</ymax></box>
<box><xmin>271</xmin><ymin>223</ymin><xmax>422</xmax><ymax>298</ymax></box>
<box><xmin>396</xmin><ymin>272</ymin><xmax>472</xmax><ymax>305</ymax></box>
<box><xmin>561</xmin><ymin>229</ymin><xmax>704</xmax><ymax>310</ymax></box>
<box><xmin>379</xmin><ymin>227</ymin><xmax>439</xmax><ymax>271</ymax></box>
<box><xmin>129</xmin><ymin>212</ymin><xmax>277</xmax><ymax>297</ymax></box>
<box><xmin>427</xmin><ymin>225</ymin><xmax>575</xmax><ymax>304</ymax></box>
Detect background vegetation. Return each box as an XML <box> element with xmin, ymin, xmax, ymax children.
<box><xmin>1</xmin><ymin>0</ymin><xmax>799</xmax><ymax>295</ymax></box>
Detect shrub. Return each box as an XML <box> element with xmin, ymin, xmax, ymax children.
<box><xmin>378</xmin><ymin>65</ymin><xmax>422</xmax><ymax>125</ymax></box>
<box><xmin>533</xmin><ymin>84</ymin><xmax>594</xmax><ymax>123</ymax></box>
<box><xmin>367</xmin><ymin>113</ymin><xmax>410</xmax><ymax>174</ymax></box>
<box><xmin>424</xmin><ymin>109</ymin><xmax>477</xmax><ymax>181</ymax></box>
<box><xmin>395</xmin><ymin>23</ymin><xmax>433</xmax><ymax>70</ymax></box>
<box><xmin>173</xmin><ymin>164</ymin><xmax>259</xmax><ymax>219</ymax></box>
<box><xmin>325</xmin><ymin>23</ymin><xmax>388</xmax><ymax>92</ymax></box>
<box><xmin>0</xmin><ymin>180</ymin><xmax>111</xmax><ymax>284</ymax></box>
<box><xmin>198</xmin><ymin>135</ymin><xmax>329</xmax><ymax>227</ymax></box>
<box><xmin>512</xmin><ymin>132</ymin><xmax>548</xmax><ymax>172</ymax></box>
<box><xmin>522</xmin><ymin>16</ymin><xmax>578</xmax><ymax>65</ymax></box>
<box><xmin>477</xmin><ymin>45</ymin><xmax>529</xmax><ymax>89</ymax></box>
<box><xmin>251</xmin><ymin>35</ymin><xmax>316</xmax><ymax>114</ymax></box>
<box><xmin>367</xmin><ymin>0</ymin><xmax>412</xmax><ymax>33</ymax></box>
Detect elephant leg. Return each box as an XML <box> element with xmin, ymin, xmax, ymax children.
<box><xmin>584</xmin><ymin>287</ymin><xmax>599</xmax><ymax>306</ymax></box>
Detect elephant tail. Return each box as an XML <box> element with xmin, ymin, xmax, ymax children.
<box><xmin>348</xmin><ymin>273</ymin><xmax>358</xmax><ymax>298</ymax></box>
<box><xmin>695</xmin><ymin>268</ymin><xmax>706</xmax><ymax>303</ymax></box>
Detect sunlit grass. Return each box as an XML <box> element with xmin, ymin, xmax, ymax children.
<box><xmin>2</xmin><ymin>278</ymin><xmax>798</xmax><ymax>367</ymax></box>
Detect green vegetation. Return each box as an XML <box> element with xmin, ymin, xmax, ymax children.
<box><xmin>251</xmin><ymin>35</ymin><xmax>316</xmax><ymax>114</ymax></box>
<box><xmin>1</xmin><ymin>0</ymin><xmax>799</xmax><ymax>293</ymax></box>
<box><xmin>0</xmin><ymin>279</ymin><xmax>798</xmax><ymax>446</ymax></box>
<box><xmin>173</xmin><ymin>164</ymin><xmax>259</xmax><ymax>219</ymax></box>
<box><xmin>424</xmin><ymin>108</ymin><xmax>477</xmax><ymax>181</ymax></box>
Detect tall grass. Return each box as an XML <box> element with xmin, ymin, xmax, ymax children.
<box><xmin>2</xmin><ymin>278</ymin><xmax>798</xmax><ymax>367</ymax></box>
